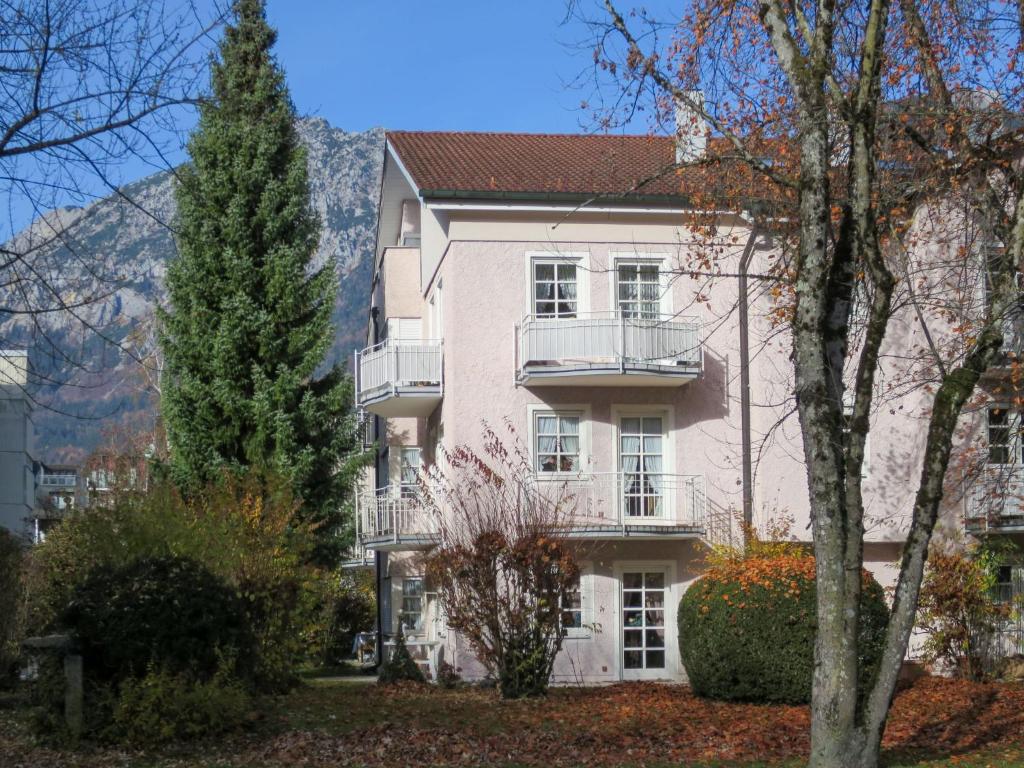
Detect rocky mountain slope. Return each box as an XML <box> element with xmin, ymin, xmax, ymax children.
<box><xmin>2</xmin><ymin>119</ymin><xmax>384</xmax><ymax>462</ymax></box>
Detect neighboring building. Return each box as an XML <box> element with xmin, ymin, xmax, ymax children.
<box><xmin>357</xmin><ymin>125</ymin><xmax>1018</xmax><ymax>683</ymax></box>
<box><xmin>0</xmin><ymin>350</ymin><xmax>36</xmax><ymax>542</ymax></box>
<box><xmin>31</xmin><ymin>462</ymin><xmax>87</xmax><ymax>543</ymax></box>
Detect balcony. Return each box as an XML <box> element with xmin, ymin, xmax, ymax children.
<box><xmin>965</xmin><ymin>466</ymin><xmax>1024</xmax><ymax>533</ymax></box>
<box><xmin>355</xmin><ymin>339</ymin><xmax>443</xmax><ymax>418</ymax></box>
<box><xmin>357</xmin><ymin>487</ymin><xmax>437</xmax><ymax>550</ymax></box>
<box><xmin>356</xmin><ymin>473</ymin><xmax>706</xmax><ymax>550</ymax></box>
<box><xmin>515</xmin><ymin>312</ymin><xmax>702</xmax><ymax>386</ymax></box>
<box><xmin>38</xmin><ymin>472</ymin><xmax>77</xmax><ymax>488</ymax></box>
<box><xmin>553</xmin><ymin>472</ymin><xmax>706</xmax><ymax>538</ymax></box>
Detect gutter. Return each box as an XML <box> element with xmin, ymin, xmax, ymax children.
<box><xmin>738</xmin><ymin>225</ymin><xmax>760</xmax><ymax>545</ymax></box>
<box><xmin>370</xmin><ymin>306</ymin><xmax>384</xmax><ymax>670</ymax></box>
<box><xmin>420</xmin><ymin>188</ymin><xmax>692</xmax><ymax>207</ymax></box>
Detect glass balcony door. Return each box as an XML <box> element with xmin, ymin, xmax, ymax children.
<box><xmin>619</xmin><ymin>416</ymin><xmax>665</xmax><ymax>519</ymax></box>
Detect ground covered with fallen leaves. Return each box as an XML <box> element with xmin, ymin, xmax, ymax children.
<box><xmin>2</xmin><ymin>676</ymin><xmax>1024</xmax><ymax>767</ymax></box>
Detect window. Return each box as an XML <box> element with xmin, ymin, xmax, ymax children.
<box><xmin>399</xmin><ymin>578</ymin><xmax>424</xmax><ymax>633</ymax></box>
<box><xmin>399</xmin><ymin>447</ymin><xmax>421</xmax><ymax>498</ymax></box>
<box><xmin>534</xmin><ymin>262</ymin><xmax>578</xmax><ymax>318</ymax></box>
<box><xmin>988</xmin><ymin>407</ymin><xmax>1021</xmax><ymax>465</ymax></box>
<box><xmin>561</xmin><ymin>573</ymin><xmax>583</xmax><ymax>631</ymax></box>
<box><xmin>840</xmin><ymin>401</ymin><xmax>871</xmax><ymax>478</ymax></box>
<box><xmin>535</xmin><ymin>412</ymin><xmax>581</xmax><ymax>473</ymax></box>
<box><xmin>617</xmin><ymin>262</ymin><xmax>661</xmax><ymax>318</ymax></box>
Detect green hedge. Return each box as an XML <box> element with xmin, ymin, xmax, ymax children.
<box><xmin>678</xmin><ymin>556</ymin><xmax>889</xmax><ymax>704</ymax></box>
<box><xmin>59</xmin><ymin>555</ymin><xmax>256</xmax><ymax>686</ymax></box>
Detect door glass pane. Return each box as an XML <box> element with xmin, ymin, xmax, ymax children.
<box><xmin>622</xmin><ymin>572</ymin><xmax>643</xmax><ymax>589</ymax></box>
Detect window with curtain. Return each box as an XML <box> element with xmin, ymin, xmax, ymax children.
<box><xmin>399</xmin><ymin>577</ymin><xmax>424</xmax><ymax>633</ymax></box>
<box><xmin>399</xmin><ymin>447</ymin><xmax>421</xmax><ymax>498</ymax></box>
<box><xmin>535</xmin><ymin>412</ymin><xmax>581</xmax><ymax>473</ymax></box>
<box><xmin>617</xmin><ymin>262</ymin><xmax>660</xmax><ymax>318</ymax></box>
<box><xmin>534</xmin><ymin>262</ymin><xmax>578</xmax><ymax>318</ymax></box>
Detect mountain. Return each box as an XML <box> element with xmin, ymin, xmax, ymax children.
<box><xmin>1</xmin><ymin>119</ymin><xmax>384</xmax><ymax>463</ymax></box>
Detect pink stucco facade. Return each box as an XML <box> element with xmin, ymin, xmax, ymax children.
<box><xmin>354</xmin><ymin>137</ymin><xmax>1017</xmax><ymax>684</ymax></box>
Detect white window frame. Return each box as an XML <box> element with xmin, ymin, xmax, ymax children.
<box><xmin>987</xmin><ymin>405</ymin><xmax>1022</xmax><ymax>465</ymax></box>
<box><xmin>610</xmin><ymin>405</ymin><xmax>675</xmax><ymax>474</ymax></box>
<box><xmin>609</xmin><ymin>253</ymin><xmax>671</xmax><ymax>318</ymax></box>
<box><xmin>528</xmin><ymin>404</ymin><xmax>591</xmax><ymax>478</ymax></box>
<box><xmin>525</xmin><ymin>251</ymin><xmax>590</xmax><ymax>319</ymax></box>
<box><xmin>396</xmin><ymin>446</ymin><xmax>422</xmax><ymax>497</ymax></box>
<box><xmin>561</xmin><ymin>562</ymin><xmax>593</xmax><ymax>640</ymax></box>
<box><xmin>398</xmin><ymin>576</ymin><xmax>425</xmax><ymax>635</ymax></box>
<box><xmin>841</xmin><ymin>391</ymin><xmax>871</xmax><ymax>480</ymax></box>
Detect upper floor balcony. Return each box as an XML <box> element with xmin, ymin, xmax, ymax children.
<box><xmin>515</xmin><ymin>312</ymin><xmax>702</xmax><ymax>387</ymax></box>
<box><xmin>356</xmin><ymin>472</ymin><xmax>707</xmax><ymax>551</ymax></box>
<box><xmin>38</xmin><ymin>471</ymin><xmax>77</xmax><ymax>488</ymax></box>
<box><xmin>357</xmin><ymin>486</ymin><xmax>437</xmax><ymax>551</ymax></box>
<box><xmin>354</xmin><ymin>339</ymin><xmax>443</xmax><ymax>418</ymax></box>
<box><xmin>965</xmin><ymin>465</ymin><xmax>1024</xmax><ymax>533</ymax></box>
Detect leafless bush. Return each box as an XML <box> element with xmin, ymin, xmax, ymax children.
<box><xmin>423</xmin><ymin>423</ymin><xmax>580</xmax><ymax>698</ymax></box>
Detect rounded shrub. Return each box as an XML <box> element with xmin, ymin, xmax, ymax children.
<box><xmin>678</xmin><ymin>555</ymin><xmax>888</xmax><ymax>704</ymax></box>
<box><xmin>59</xmin><ymin>555</ymin><xmax>256</xmax><ymax>686</ymax></box>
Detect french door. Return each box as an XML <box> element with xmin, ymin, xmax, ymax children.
<box><xmin>619</xmin><ymin>416</ymin><xmax>665</xmax><ymax>519</ymax></box>
<box><xmin>621</xmin><ymin>569</ymin><xmax>667</xmax><ymax>679</ymax></box>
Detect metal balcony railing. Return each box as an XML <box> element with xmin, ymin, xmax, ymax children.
<box><xmin>357</xmin><ymin>487</ymin><xmax>435</xmax><ymax>544</ymax></box>
<box><xmin>516</xmin><ymin>311</ymin><xmax>701</xmax><ymax>377</ymax></box>
<box><xmin>965</xmin><ymin>465</ymin><xmax>1024</xmax><ymax>529</ymax></box>
<box><xmin>355</xmin><ymin>339</ymin><xmax>443</xmax><ymax>404</ymax></box>
<box><xmin>549</xmin><ymin>472</ymin><xmax>706</xmax><ymax>530</ymax></box>
<box><xmin>356</xmin><ymin>473</ymin><xmax>706</xmax><ymax>545</ymax></box>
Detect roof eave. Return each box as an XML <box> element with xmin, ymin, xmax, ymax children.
<box><xmin>418</xmin><ymin>188</ymin><xmax>693</xmax><ymax>207</ymax></box>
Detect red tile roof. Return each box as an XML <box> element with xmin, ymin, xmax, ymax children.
<box><xmin>387</xmin><ymin>131</ymin><xmax>695</xmax><ymax>202</ymax></box>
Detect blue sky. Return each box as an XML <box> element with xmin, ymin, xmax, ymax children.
<box><xmin>8</xmin><ymin>1</ymin><xmax>677</xmax><ymax>234</ymax></box>
<box><xmin>267</xmin><ymin>0</ymin><xmax>602</xmax><ymax>134</ymax></box>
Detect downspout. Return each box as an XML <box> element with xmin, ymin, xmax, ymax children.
<box><xmin>738</xmin><ymin>225</ymin><xmax>760</xmax><ymax>548</ymax></box>
<box><xmin>370</xmin><ymin>306</ymin><xmax>384</xmax><ymax>668</ymax></box>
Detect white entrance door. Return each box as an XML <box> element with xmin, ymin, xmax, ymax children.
<box><xmin>621</xmin><ymin>569</ymin><xmax>668</xmax><ymax>679</ymax></box>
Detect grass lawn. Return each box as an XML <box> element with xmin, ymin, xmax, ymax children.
<box><xmin>1</xmin><ymin>676</ymin><xmax>1022</xmax><ymax>767</ymax></box>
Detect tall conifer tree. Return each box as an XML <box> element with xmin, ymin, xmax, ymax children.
<box><xmin>160</xmin><ymin>0</ymin><xmax>361</xmax><ymax>562</ymax></box>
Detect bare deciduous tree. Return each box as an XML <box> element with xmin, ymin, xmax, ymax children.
<box><xmin>577</xmin><ymin>0</ymin><xmax>1024</xmax><ymax>765</ymax></box>
<box><xmin>0</xmin><ymin>0</ymin><xmax>226</xmax><ymax>392</ymax></box>
<box><xmin>423</xmin><ymin>424</ymin><xmax>582</xmax><ymax>699</ymax></box>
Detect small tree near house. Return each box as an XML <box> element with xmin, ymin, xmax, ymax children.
<box><xmin>423</xmin><ymin>424</ymin><xmax>581</xmax><ymax>699</ymax></box>
<box><xmin>917</xmin><ymin>541</ymin><xmax>1014</xmax><ymax>681</ymax></box>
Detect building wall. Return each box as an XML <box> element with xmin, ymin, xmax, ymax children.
<box><xmin>0</xmin><ymin>353</ymin><xmax>35</xmax><ymax>540</ymax></box>
<box><xmin>364</xmin><ymin>172</ymin><xmax>1000</xmax><ymax>680</ymax></box>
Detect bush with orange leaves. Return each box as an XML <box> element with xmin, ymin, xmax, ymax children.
<box><xmin>679</xmin><ymin>552</ymin><xmax>888</xmax><ymax>704</ymax></box>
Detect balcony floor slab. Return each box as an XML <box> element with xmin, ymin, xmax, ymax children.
<box><xmin>518</xmin><ymin>363</ymin><xmax>700</xmax><ymax>387</ymax></box>
<box><xmin>359</xmin><ymin>387</ymin><xmax>442</xmax><ymax>418</ymax></box>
